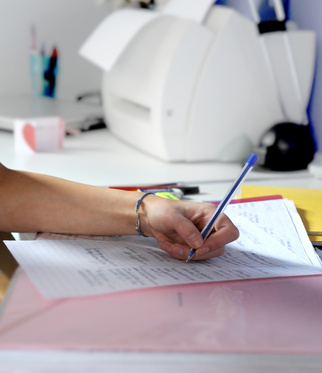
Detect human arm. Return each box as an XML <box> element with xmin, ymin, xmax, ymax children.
<box><xmin>0</xmin><ymin>163</ymin><xmax>238</xmax><ymax>260</ymax></box>
<box><xmin>0</xmin><ymin>163</ymin><xmax>142</xmax><ymax>236</ymax></box>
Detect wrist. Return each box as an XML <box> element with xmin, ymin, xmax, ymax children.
<box><xmin>135</xmin><ymin>192</ymin><xmax>156</xmax><ymax>237</ymax></box>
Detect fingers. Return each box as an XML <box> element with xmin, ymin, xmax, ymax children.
<box><xmin>156</xmin><ymin>214</ymin><xmax>239</xmax><ymax>261</ymax></box>
<box><xmin>194</xmin><ymin>215</ymin><xmax>239</xmax><ymax>260</ymax></box>
<box><xmin>171</xmin><ymin>215</ymin><xmax>204</xmax><ymax>249</ymax></box>
<box><xmin>157</xmin><ymin>237</ymin><xmax>225</xmax><ymax>261</ymax></box>
<box><xmin>148</xmin><ymin>198</ymin><xmax>239</xmax><ymax>261</ymax></box>
<box><xmin>155</xmin><ymin>233</ymin><xmax>187</xmax><ymax>259</ymax></box>
<box><xmin>194</xmin><ymin>246</ymin><xmax>226</xmax><ymax>261</ymax></box>
<box><xmin>155</xmin><ymin>212</ymin><xmax>204</xmax><ymax>260</ymax></box>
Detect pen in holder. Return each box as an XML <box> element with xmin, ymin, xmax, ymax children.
<box><xmin>43</xmin><ymin>47</ymin><xmax>58</xmax><ymax>98</ymax></box>
<box><xmin>30</xmin><ymin>45</ymin><xmax>58</xmax><ymax>98</ymax></box>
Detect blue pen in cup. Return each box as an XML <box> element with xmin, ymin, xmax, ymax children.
<box><xmin>186</xmin><ymin>153</ymin><xmax>258</xmax><ymax>262</ymax></box>
<box><xmin>43</xmin><ymin>47</ymin><xmax>58</xmax><ymax>98</ymax></box>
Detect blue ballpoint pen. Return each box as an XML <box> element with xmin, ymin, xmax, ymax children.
<box><xmin>186</xmin><ymin>153</ymin><xmax>258</xmax><ymax>262</ymax></box>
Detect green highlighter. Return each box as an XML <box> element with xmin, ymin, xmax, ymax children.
<box><xmin>155</xmin><ymin>191</ymin><xmax>180</xmax><ymax>200</ymax></box>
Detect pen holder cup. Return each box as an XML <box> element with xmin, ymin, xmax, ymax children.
<box><xmin>30</xmin><ymin>54</ymin><xmax>44</xmax><ymax>97</ymax></box>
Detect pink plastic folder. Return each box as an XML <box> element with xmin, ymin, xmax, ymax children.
<box><xmin>1</xmin><ymin>268</ymin><xmax>322</xmax><ymax>354</ymax></box>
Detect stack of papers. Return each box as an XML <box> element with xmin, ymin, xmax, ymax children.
<box><xmin>4</xmin><ymin>198</ymin><xmax>322</xmax><ymax>300</ymax></box>
<box><xmin>242</xmin><ymin>185</ymin><xmax>322</xmax><ymax>247</ymax></box>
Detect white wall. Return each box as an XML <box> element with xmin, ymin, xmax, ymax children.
<box><xmin>0</xmin><ymin>0</ymin><xmax>114</xmax><ymax>100</ymax></box>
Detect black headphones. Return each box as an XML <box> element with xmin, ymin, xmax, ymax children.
<box><xmin>256</xmin><ymin>122</ymin><xmax>315</xmax><ymax>171</ymax></box>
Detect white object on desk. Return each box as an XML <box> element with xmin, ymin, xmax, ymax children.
<box><xmin>14</xmin><ymin>117</ymin><xmax>64</xmax><ymax>153</ymax></box>
<box><xmin>80</xmin><ymin>2</ymin><xmax>315</xmax><ymax>162</ymax></box>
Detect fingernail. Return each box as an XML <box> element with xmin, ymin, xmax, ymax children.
<box><xmin>188</xmin><ymin>233</ymin><xmax>203</xmax><ymax>248</ymax></box>
<box><xmin>196</xmin><ymin>247</ymin><xmax>209</xmax><ymax>257</ymax></box>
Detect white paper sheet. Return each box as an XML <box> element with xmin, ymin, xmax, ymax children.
<box><xmin>4</xmin><ymin>217</ymin><xmax>322</xmax><ymax>299</ymax></box>
<box><xmin>225</xmin><ymin>199</ymin><xmax>321</xmax><ymax>266</ymax></box>
<box><xmin>163</xmin><ymin>0</ymin><xmax>215</xmax><ymax>23</ymax></box>
<box><xmin>79</xmin><ymin>9</ymin><xmax>160</xmax><ymax>71</ymax></box>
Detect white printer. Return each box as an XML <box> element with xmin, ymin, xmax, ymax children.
<box><xmin>80</xmin><ymin>0</ymin><xmax>316</xmax><ymax>162</ymax></box>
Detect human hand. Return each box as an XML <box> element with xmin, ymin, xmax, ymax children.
<box><xmin>139</xmin><ymin>195</ymin><xmax>239</xmax><ymax>260</ymax></box>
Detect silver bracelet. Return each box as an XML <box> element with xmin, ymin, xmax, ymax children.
<box><xmin>135</xmin><ymin>193</ymin><xmax>153</xmax><ymax>236</ymax></box>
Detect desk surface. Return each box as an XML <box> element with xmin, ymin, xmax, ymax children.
<box><xmin>1</xmin><ymin>128</ymin><xmax>319</xmax><ymax>190</ymax></box>
<box><xmin>1</xmin><ymin>128</ymin><xmax>322</xmax><ymax>373</ymax></box>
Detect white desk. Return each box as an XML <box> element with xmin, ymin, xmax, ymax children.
<box><xmin>0</xmin><ymin>128</ymin><xmax>319</xmax><ymax>192</ymax></box>
<box><xmin>1</xmin><ymin>128</ymin><xmax>242</xmax><ymax>186</ymax></box>
<box><xmin>1</xmin><ymin>128</ymin><xmax>322</xmax><ymax>373</ymax></box>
